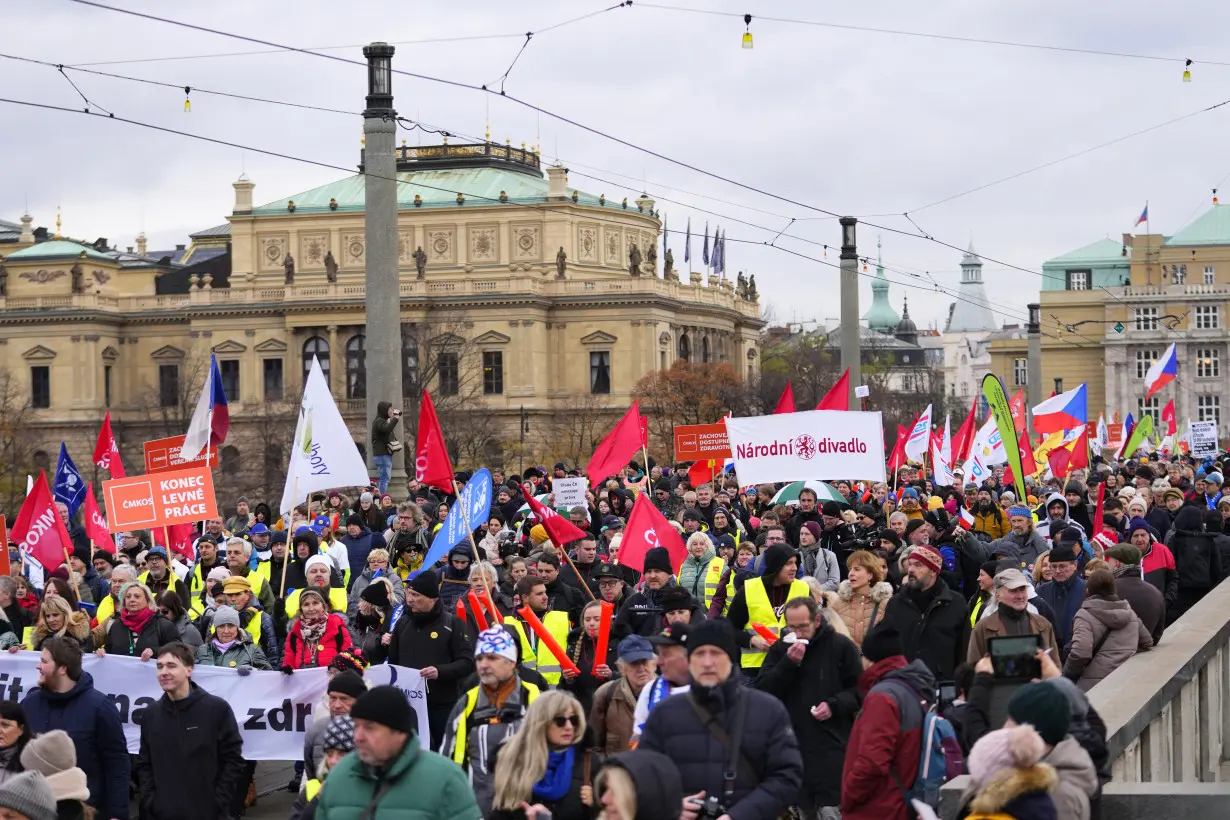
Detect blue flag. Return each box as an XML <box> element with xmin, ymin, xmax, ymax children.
<box><xmin>702</xmin><ymin>222</ymin><xmax>710</xmax><ymax>266</ymax></box>
<box><xmin>684</xmin><ymin>218</ymin><xmax>691</xmax><ymax>263</ymax></box>
<box><xmin>413</xmin><ymin>468</ymin><xmax>494</xmax><ymax>576</ymax></box>
<box><xmin>54</xmin><ymin>443</ymin><xmax>86</xmax><ymax>520</ymax></box>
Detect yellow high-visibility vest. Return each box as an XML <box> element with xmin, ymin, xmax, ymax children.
<box><xmin>451</xmin><ymin>681</ymin><xmax>540</xmax><ymax>766</ymax></box>
<box><xmin>96</xmin><ymin>594</ymin><xmax>116</xmax><ymax>625</ymax></box>
<box><xmin>285</xmin><ymin>587</ymin><xmax>348</xmax><ymax>619</ymax></box>
<box><xmin>502</xmin><ymin>613</ymin><xmax>570</xmax><ymax>684</ymax></box>
<box><xmin>701</xmin><ymin>557</ymin><xmax>726</xmax><ymax>612</ymax></box>
<box><xmin>305</xmin><ymin>779</ymin><xmax>321</xmax><ymax>802</ymax></box>
<box><xmin>740</xmin><ymin>577</ymin><xmax>810</xmax><ymax>668</ymax></box>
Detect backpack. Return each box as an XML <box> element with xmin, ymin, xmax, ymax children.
<box><xmin>875</xmin><ymin>678</ymin><xmax>964</xmax><ymax>811</ymax></box>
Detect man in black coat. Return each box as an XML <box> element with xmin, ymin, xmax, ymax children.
<box><xmin>1166</xmin><ymin>505</ymin><xmax>1224</xmax><ymax>622</ymax></box>
<box><xmin>135</xmin><ymin>642</ymin><xmax>244</xmax><ymax>820</ymax></box>
<box><xmin>1104</xmin><ymin>544</ymin><xmax>1166</xmax><ymax>645</ymax></box>
<box><xmin>879</xmin><ymin>543</ymin><xmax>970</xmax><ymax>681</ymax></box>
<box><xmin>639</xmin><ymin>619</ymin><xmax>803</xmax><ymax>820</ymax></box>
<box><xmin>614</xmin><ymin>547</ymin><xmax>679</xmax><ymax>639</ymax></box>
<box><xmin>784</xmin><ymin>490</ymin><xmax>824</xmax><ymax>548</ymax></box>
<box><xmin>756</xmin><ymin>597</ymin><xmax>862</xmax><ymax>817</ymax></box>
<box><xmin>375</xmin><ymin>571</ymin><xmax>474</xmax><ymax>749</ymax></box>
<box><xmin>534</xmin><ymin>553</ymin><xmax>585</xmax><ymax>627</ymax></box>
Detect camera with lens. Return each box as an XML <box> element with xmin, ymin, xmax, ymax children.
<box><xmin>690</xmin><ymin>796</ymin><xmax>727</xmax><ymax>820</ymax></box>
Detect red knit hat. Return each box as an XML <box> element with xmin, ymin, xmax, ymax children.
<box><xmin>907</xmin><ymin>544</ymin><xmax>944</xmax><ymax>575</ymax></box>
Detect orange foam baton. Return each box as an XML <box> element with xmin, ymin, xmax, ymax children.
<box><xmin>517</xmin><ymin>605</ymin><xmax>581</xmax><ymax>676</ymax></box>
<box><xmin>751</xmin><ymin>622</ymin><xmax>779</xmax><ymax>645</ymax></box>
<box><xmin>466</xmin><ymin>591</ymin><xmax>490</xmax><ymax>632</ymax></box>
<box><xmin>593</xmin><ymin>601</ymin><xmax>615</xmax><ymax>674</ymax></box>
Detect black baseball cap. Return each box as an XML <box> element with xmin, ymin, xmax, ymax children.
<box><xmin>647</xmin><ymin>622</ymin><xmax>690</xmax><ymax>648</ymax></box>
<box><xmin>592</xmin><ymin>563</ymin><xmax>622</xmax><ymax>581</ymax></box>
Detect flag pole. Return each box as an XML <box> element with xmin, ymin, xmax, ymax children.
<box><xmin>281</xmin><ymin>476</ymin><xmax>298</xmax><ymax>598</ymax></box>
<box><xmin>453</xmin><ymin>479</ymin><xmax>501</xmax><ymax>611</ymax></box>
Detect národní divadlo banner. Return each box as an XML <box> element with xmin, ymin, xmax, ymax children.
<box><xmin>0</xmin><ymin>651</ymin><xmax>428</xmax><ymax>758</ymax></box>
<box><xmin>724</xmin><ymin>410</ymin><xmax>887</xmax><ymax>485</ymax></box>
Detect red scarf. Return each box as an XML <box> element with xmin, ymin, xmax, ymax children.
<box><xmin>120</xmin><ymin>606</ymin><xmax>155</xmax><ymax>635</ymax></box>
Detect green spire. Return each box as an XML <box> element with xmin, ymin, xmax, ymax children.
<box><xmin>863</xmin><ymin>235</ymin><xmax>900</xmax><ymax>333</ymax></box>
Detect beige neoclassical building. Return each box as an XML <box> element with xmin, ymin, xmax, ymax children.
<box><xmin>0</xmin><ymin>141</ymin><xmax>762</xmax><ymax>498</ymax></box>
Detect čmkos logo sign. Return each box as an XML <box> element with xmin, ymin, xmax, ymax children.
<box><xmin>735</xmin><ymin>434</ymin><xmax>869</xmax><ymax>461</ymax></box>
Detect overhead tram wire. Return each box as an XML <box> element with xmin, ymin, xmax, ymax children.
<box><xmin>59</xmin><ymin>0</ymin><xmax>1090</xmax><ymax>287</ymax></box>
<box><xmin>0</xmin><ymin>95</ymin><xmax>1096</xmax><ymax>353</ymax></box>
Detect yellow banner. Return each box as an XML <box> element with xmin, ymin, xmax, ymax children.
<box><xmin>982</xmin><ymin>374</ymin><xmax>1026</xmax><ymax>501</ymax></box>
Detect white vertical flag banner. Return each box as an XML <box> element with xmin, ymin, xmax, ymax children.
<box><xmin>280</xmin><ymin>356</ymin><xmax>371</xmax><ymax>518</ymax></box>
<box><xmin>904</xmin><ymin>404</ymin><xmax>932</xmax><ymax>463</ymax></box>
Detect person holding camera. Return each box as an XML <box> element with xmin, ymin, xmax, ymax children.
<box><xmin>638</xmin><ymin>619</ymin><xmax>802</xmax><ymax>820</ymax></box>
<box><xmin>967</xmin><ymin>569</ymin><xmax>1058</xmax><ymax>665</ymax></box>
<box><xmin>371</xmin><ymin>401</ymin><xmax>402</xmax><ymax>496</ymax></box>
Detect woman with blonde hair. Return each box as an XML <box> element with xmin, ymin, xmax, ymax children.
<box><xmin>19</xmin><ymin>597</ymin><xmax>90</xmax><ymax>652</ymax></box>
<box><xmin>490</xmin><ymin>690</ymin><xmax>600</xmax><ymax>820</ymax></box>
<box><xmin>595</xmin><ymin>750</ymin><xmax>683</xmax><ymax>820</ymax></box>
<box><xmin>823</xmin><ymin>550</ymin><xmax>893</xmax><ymax>648</ymax></box>
<box><xmin>1031</xmin><ymin>551</ymin><xmax>1052</xmax><ymax>586</ymax></box>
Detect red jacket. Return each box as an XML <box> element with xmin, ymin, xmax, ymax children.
<box><xmin>283</xmin><ymin>613</ymin><xmax>353</xmax><ymax>670</ymax></box>
<box><xmin>840</xmin><ymin>656</ymin><xmax>934</xmax><ymax>820</ymax></box>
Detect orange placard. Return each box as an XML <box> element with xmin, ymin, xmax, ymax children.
<box><xmin>103</xmin><ymin>466</ymin><xmax>217</xmax><ymax>532</ymax></box>
<box><xmin>673</xmin><ymin>422</ymin><xmax>732</xmax><ymax>461</ymax></box>
<box><xmin>143</xmin><ymin>434</ymin><xmax>219</xmax><ymax>474</ymax></box>
<box><xmin>1107</xmin><ymin>423</ymin><xmax>1124</xmax><ymax>448</ymax></box>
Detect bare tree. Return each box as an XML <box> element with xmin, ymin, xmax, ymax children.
<box><xmin>223</xmin><ymin>398</ymin><xmax>300</xmax><ymax>505</ymax></box>
<box><xmin>134</xmin><ymin>350</ymin><xmax>212</xmax><ymax>440</ymax></box>
<box><xmin>545</xmin><ymin>393</ymin><xmax>616</xmax><ymax>467</ymax></box>
<box><xmin>0</xmin><ymin>369</ymin><xmax>40</xmax><ymax>511</ymax></box>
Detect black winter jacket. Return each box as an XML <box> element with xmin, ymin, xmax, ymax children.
<box><xmin>487</xmin><ymin>740</ymin><xmax>601</xmax><ymax>820</ymax></box>
<box><xmin>639</xmin><ymin>677</ymin><xmax>803</xmax><ymax>820</ymax></box>
<box><xmin>559</xmin><ymin>629</ymin><xmax>619</xmax><ymax>717</ymax></box>
<box><xmin>377</xmin><ymin>599</ymin><xmax>474</xmax><ymax>708</ymax></box>
<box><xmin>879</xmin><ymin>581</ymin><xmax>970</xmax><ymax>681</ymax></box>
<box><xmin>102</xmin><ymin>613</ymin><xmax>181</xmax><ymax>657</ymax></box>
<box><xmin>756</xmin><ymin>619</ymin><xmax>862</xmax><ymax>807</ymax></box>
<box><xmin>1167</xmin><ymin>507</ymin><xmax>1223</xmax><ymax>591</ymax></box>
<box><xmin>135</xmin><ymin>683</ymin><xmax>244</xmax><ymax>820</ymax></box>
<box><xmin>1114</xmin><ymin>567</ymin><xmax>1166</xmax><ymax>645</ymax></box>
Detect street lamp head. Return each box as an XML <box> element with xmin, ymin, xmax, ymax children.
<box><xmin>1027</xmin><ymin>303</ymin><xmax>1041</xmax><ymax>334</ymax></box>
<box><xmin>839</xmin><ymin>217</ymin><xmax>857</xmax><ymax>253</ymax></box>
<box><xmin>363</xmin><ymin>42</ymin><xmax>396</xmax><ymax>113</ymax></box>
<box><xmin>1054</xmin><ymin>377</ymin><xmax>1063</xmax><ymax>394</ymax></box>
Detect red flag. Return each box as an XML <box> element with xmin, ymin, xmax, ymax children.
<box><xmin>639</xmin><ymin>415</ymin><xmax>649</xmax><ymax>449</ymax></box>
<box><xmin>689</xmin><ymin>459</ymin><xmax>721</xmax><ymax>488</ymax></box>
<box><xmin>415</xmin><ymin>390</ymin><xmax>455</xmax><ymax>494</ymax></box>
<box><xmin>951</xmin><ymin>395</ymin><xmax>978</xmax><ymax>464</ymax></box>
<box><xmin>92</xmin><ymin>412</ymin><xmax>125</xmax><ymax>478</ymax></box>
<box><xmin>886</xmin><ymin>423</ymin><xmax>910</xmax><ymax>475</ymax></box>
<box><xmin>10</xmin><ymin>472</ymin><xmax>72</xmax><ymax>571</ymax></box>
<box><xmin>523</xmin><ymin>488</ymin><xmax>590</xmax><ymax>546</ymax></box>
<box><xmin>1003</xmin><ymin>431</ymin><xmax>1038</xmax><ymax>487</ymax></box>
<box><xmin>585</xmin><ymin>403</ymin><xmax>643</xmax><ymax>487</ymax></box>
<box><xmin>1047</xmin><ymin>447</ymin><xmax>1072</xmax><ymax>481</ymax></box>
<box><xmin>1162</xmin><ymin>398</ymin><xmax>1177</xmax><ymax>436</ymax></box>
<box><xmin>816</xmin><ymin>369</ymin><xmax>850</xmax><ymax>411</ymax></box>
<box><xmin>1009</xmin><ymin>390</ymin><xmax>1027</xmax><ymax>431</ymax></box>
<box><xmin>1069</xmin><ymin>427</ymin><xmax>1089</xmax><ymax>471</ymax></box>
<box><xmin>773</xmin><ymin>382</ymin><xmax>796</xmax><ymax>414</ymax></box>
<box><xmin>82</xmin><ymin>484</ymin><xmax>110</xmax><ymax>547</ymax></box>
<box><xmin>619</xmin><ymin>493</ymin><xmax>688</xmax><ymax>573</ymax></box>
<box><xmin>1092</xmin><ymin>481</ymin><xmax>1107</xmax><ymax>536</ymax></box>
<box><xmin>152</xmin><ymin>524</ymin><xmax>196</xmax><ymax>562</ymax></box>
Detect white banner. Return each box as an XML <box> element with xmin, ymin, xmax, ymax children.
<box><xmin>725</xmin><ymin>410</ymin><xmax>886</xmax><ymax>485</ymax></box>
<box><xmin>1190</xmin><ymin>420</ymin><xmax>1219</xmax><ymax>458</ymax></box>
<box><xmin>552</xmin><ymin>477</ymin><xmax>588</xmax><ymax>511</ymax></box>
<box><xmin>0</xmin><ymin>652</ymin><xmax>428</xmax><ymax>759</ymax></box>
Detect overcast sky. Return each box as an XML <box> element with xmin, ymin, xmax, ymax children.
<box><xmin>5</xmin><ymin>0</ymin><xmax>1230</xmax><ymax>334</ymax></box>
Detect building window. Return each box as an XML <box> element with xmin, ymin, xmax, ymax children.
<box><xmin>701</xmin><ymin>336</ymin><xmax>711</xmax><ymax>364</ymax></box>
<box><xmin>263</xmin><ymin>358</ymin><xmax>284</xmax><ymax>400</ymax></box>
<box><xmin>158</xmin><ymin>364</ymin><xmax>179</xmax><ymax>408</ymax></box>
<box><xmin>219</xmin><ymin>359</ymin><xmax>240</xmax><ymax>400</ymax></box>
<box><xmin>401</xmin><ymin>327</ymin><xmax>419</xmax><ymax>397</ymax></box>
<box><xmin>590</xmin><ymin>351</ymin><xmax>611</xmax><ymax>394</ymax></box>
<box><xmin>1205</xmin><ymin>265</ymin><xmax>1215</xmax><ymax>285</ymax></box>
<box><xmin>220</xmin><ymin>445</ymin><xmax>240</xmax><ymax>477</ymax></box>
<box><xmin>1134</xmin><ymin>349</ymin><xmax>1160</xmax><ymax>379</ymax></box>
<box><xmin>346</xmin><ymin>334</ymin><xmax>366</xmax><ymax>399</ymax></box>
<box><xmin>1133</xmin><ymin>307</ymin><xmax>1159</xmax><ymax>331</ymax></box>
<box><xmin>1066</xmin><ymin>270</ymin><xmax>1089</xmax><ymax>291</ymax></box>
<box><xmin>32</xmin><ymin>450</ymin><xmax>49</xmax><ymax>472</ymax></box>
<box><xmin>678</xmin><ymin>334</ymin><xmax>690</xmax><ymax>362</ymax></box>
<box><xmin>438</xmin><ymin>351</ymin><xmax>459</xmax><ymax>396</ymax></box>
<box><xmin>104</xmin><ymin>365</ymin><xmax>112</xmax><ymax>408</ymax></box>
<box><xmin>1197</xmin><ymin>348</ymin><xmax>1220</xmax><ymax>378</ymax></box>
<box><xmin>1138</xmin><ymin>396</ymin><xmax>1160</xmax><ymax>428</ymax></box>
<box><xmin>303</xmin><ymin>336</ymin><xmax>330</xmax><ymax>387</ymax></box>
<box><xmin>1195</xmin><ymin>305</ymin><xmax>1220</xmax><ymax>329</ymax></box>
<box><xmin>1198</xmin><ymin>395</ymin><xmax>1220</xmax><ymax>426</ymax></box>
<box><xmin>660</xmin><ymin>350</ymin><xmax>667</xmax><ymax>370</ymax></box>
<box><xmin>30</xmin><ymin>366</ymin><xmax>50</xmax><ymax>409</ymax></box>
<box><xmin>482</xmin><ymin>352</ymin><xmax>503</xmax><ymax>395</ymax></box>
<box><xmin>1012</xmin><ymin>357</ymin><xmax>1027</xmax><ymax>386</ymax></box>
<box><xmin>1170</xmin><ymin>264</ymin><xmax>1187</xmax><ymax>285</ymax></box>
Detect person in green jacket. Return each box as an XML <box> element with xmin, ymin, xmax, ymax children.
<box><xmin>677</xmin><ymin>533</ymin><xmax>716</xmax><ymax>601</ymax></box>
<box><xmin>317</xmin><ymin>685</ymin><xmax>481</xmax><ymax>820</ymax></box>
<box><xmin>193</xmin><ymin>605</ymin><xmax>272</xmax><ymax>672</ymax></box>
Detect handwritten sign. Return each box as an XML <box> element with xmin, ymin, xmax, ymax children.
<box><xmin>103</xmin><ymin>466</ymin><xmax>218</xmax><ymax>532</ymax></box>
<box><xmin>552</xmin><ymin>476</ymin><xmax>588</xmax><ymax>510</ymax></box>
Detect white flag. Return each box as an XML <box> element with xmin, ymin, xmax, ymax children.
<box><xmin>903</xmin><ymin>404</ymin><xmax>932</xmax><ymax>463</ymax></box>
<box><xmin>931</xmin><ymin>441</ymin><xmax>956</xmax><ymax>487</ymax></box>
<box><xmin>940</xmin><ymin>414</ymin><xmax>952</xmax><ymax>465</ymax></box>
<box><xmin>961</xmin><ymin>416</ymin><xmax>1007</xmax><ymax>477</ymax></box>
<box><xmin>279</xmin><ymin>357</ymin><xmax>370</xmax><ymax>518</ymax></box>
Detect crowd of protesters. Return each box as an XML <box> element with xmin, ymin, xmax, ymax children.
<box><xmin>0</xmin><ymin>445</ymin><xmax>1224</xmax><ymax>820</ymax></box>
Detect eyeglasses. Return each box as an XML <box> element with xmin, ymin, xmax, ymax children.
<box><xmin>551</xmin><ymin>715</ymin><xmax>580</xmax><ymax>728</ymax></box>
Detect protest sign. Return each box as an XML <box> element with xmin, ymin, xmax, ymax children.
<box><xmin>103</xmin><ymin>466</ymin><xmax>218</xmax><ymax>532</ymax></box>
<box><xmin>421</xmin><ymin>467</ymin><xmax>493</xmax><ymax>569</ymax></box>
<box><xmin>144</xmin><ymin>434</ymin><xmax>218</xmax><ymax>474</ymax></box>
<box><xmin>724</xmin><ymin>410</ymin><xmax>886</xmax><ymax>485</ymax></box>
<box><xmin>1189</xmin><ymin>420</ymin><xmax>1219</xmax><ymax>458</ymax></box>
<box><xmin>0</xmin><ymin>652</ymin><xmax>428</xmax><ymax>757</ymax></box>
<box><xmin>673</xmin><ymin>422</ymin><xmax>731</xmax><ymax>460</ymax></box>
<box><xmin>552</xmin><ymin>476</ymin><xmax>588</xmax><ymax>510</ymax></box>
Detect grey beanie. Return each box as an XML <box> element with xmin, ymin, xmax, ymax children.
<box><xmin>212</xmin><ymin>605</ymin><xmax>241</xmax><ymax>629</ymax></box>
<box><xmin>19</xmin><ymin>730</ymin><xmax>75</xmax><ymax>776</ymax></box>
<box><xmin>0</xmin><ymin>771</ymin><xmax>58</xmax><ymax>820</ymax></box>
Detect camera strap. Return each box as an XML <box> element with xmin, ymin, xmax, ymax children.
<box><xmin>686</xmin><ymin>691</ymin><xmax>755</xmax><ymax>803</ymax></box>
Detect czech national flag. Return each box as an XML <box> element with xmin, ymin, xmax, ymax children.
<box><xmin>1144</xmin><ymin>342</ymin><xmax>1178</xmax><ymax>401</ymax></box>
<box><xmin>1030</xmin><ymin>383</ymin><xmax>1087</xmax><ymax>435</ymax></box>
<box><xmin>958</xmin><ymin>507</ymin><xmax>975</xmax><ymax>531</ymax></box>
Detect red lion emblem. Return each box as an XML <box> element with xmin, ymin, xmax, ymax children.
<box><xmin>793</xmin><ymin>433</ymin><xmax>818</xmax><ymax>460</ymax></box>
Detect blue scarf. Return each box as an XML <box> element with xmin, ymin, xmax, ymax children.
<box><xmin>532</xmin><ymin>746</ymin><xmax>575</xmax><ymax>803</ymax></box>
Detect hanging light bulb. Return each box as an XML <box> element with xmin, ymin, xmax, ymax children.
<box><xmin>183</xmin><ymin>86</ymin><xmax>191</xmax><ymax>112</ymax></box>
<box><xmin>742</xmin><ymin>14</ymin><xmax>753</xmax><ymax>49</ymax></box>
<box><xmin>1183</xmin><ymin>59</ymin><xmax>1192</xmax><ymax>82</ymax></box>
